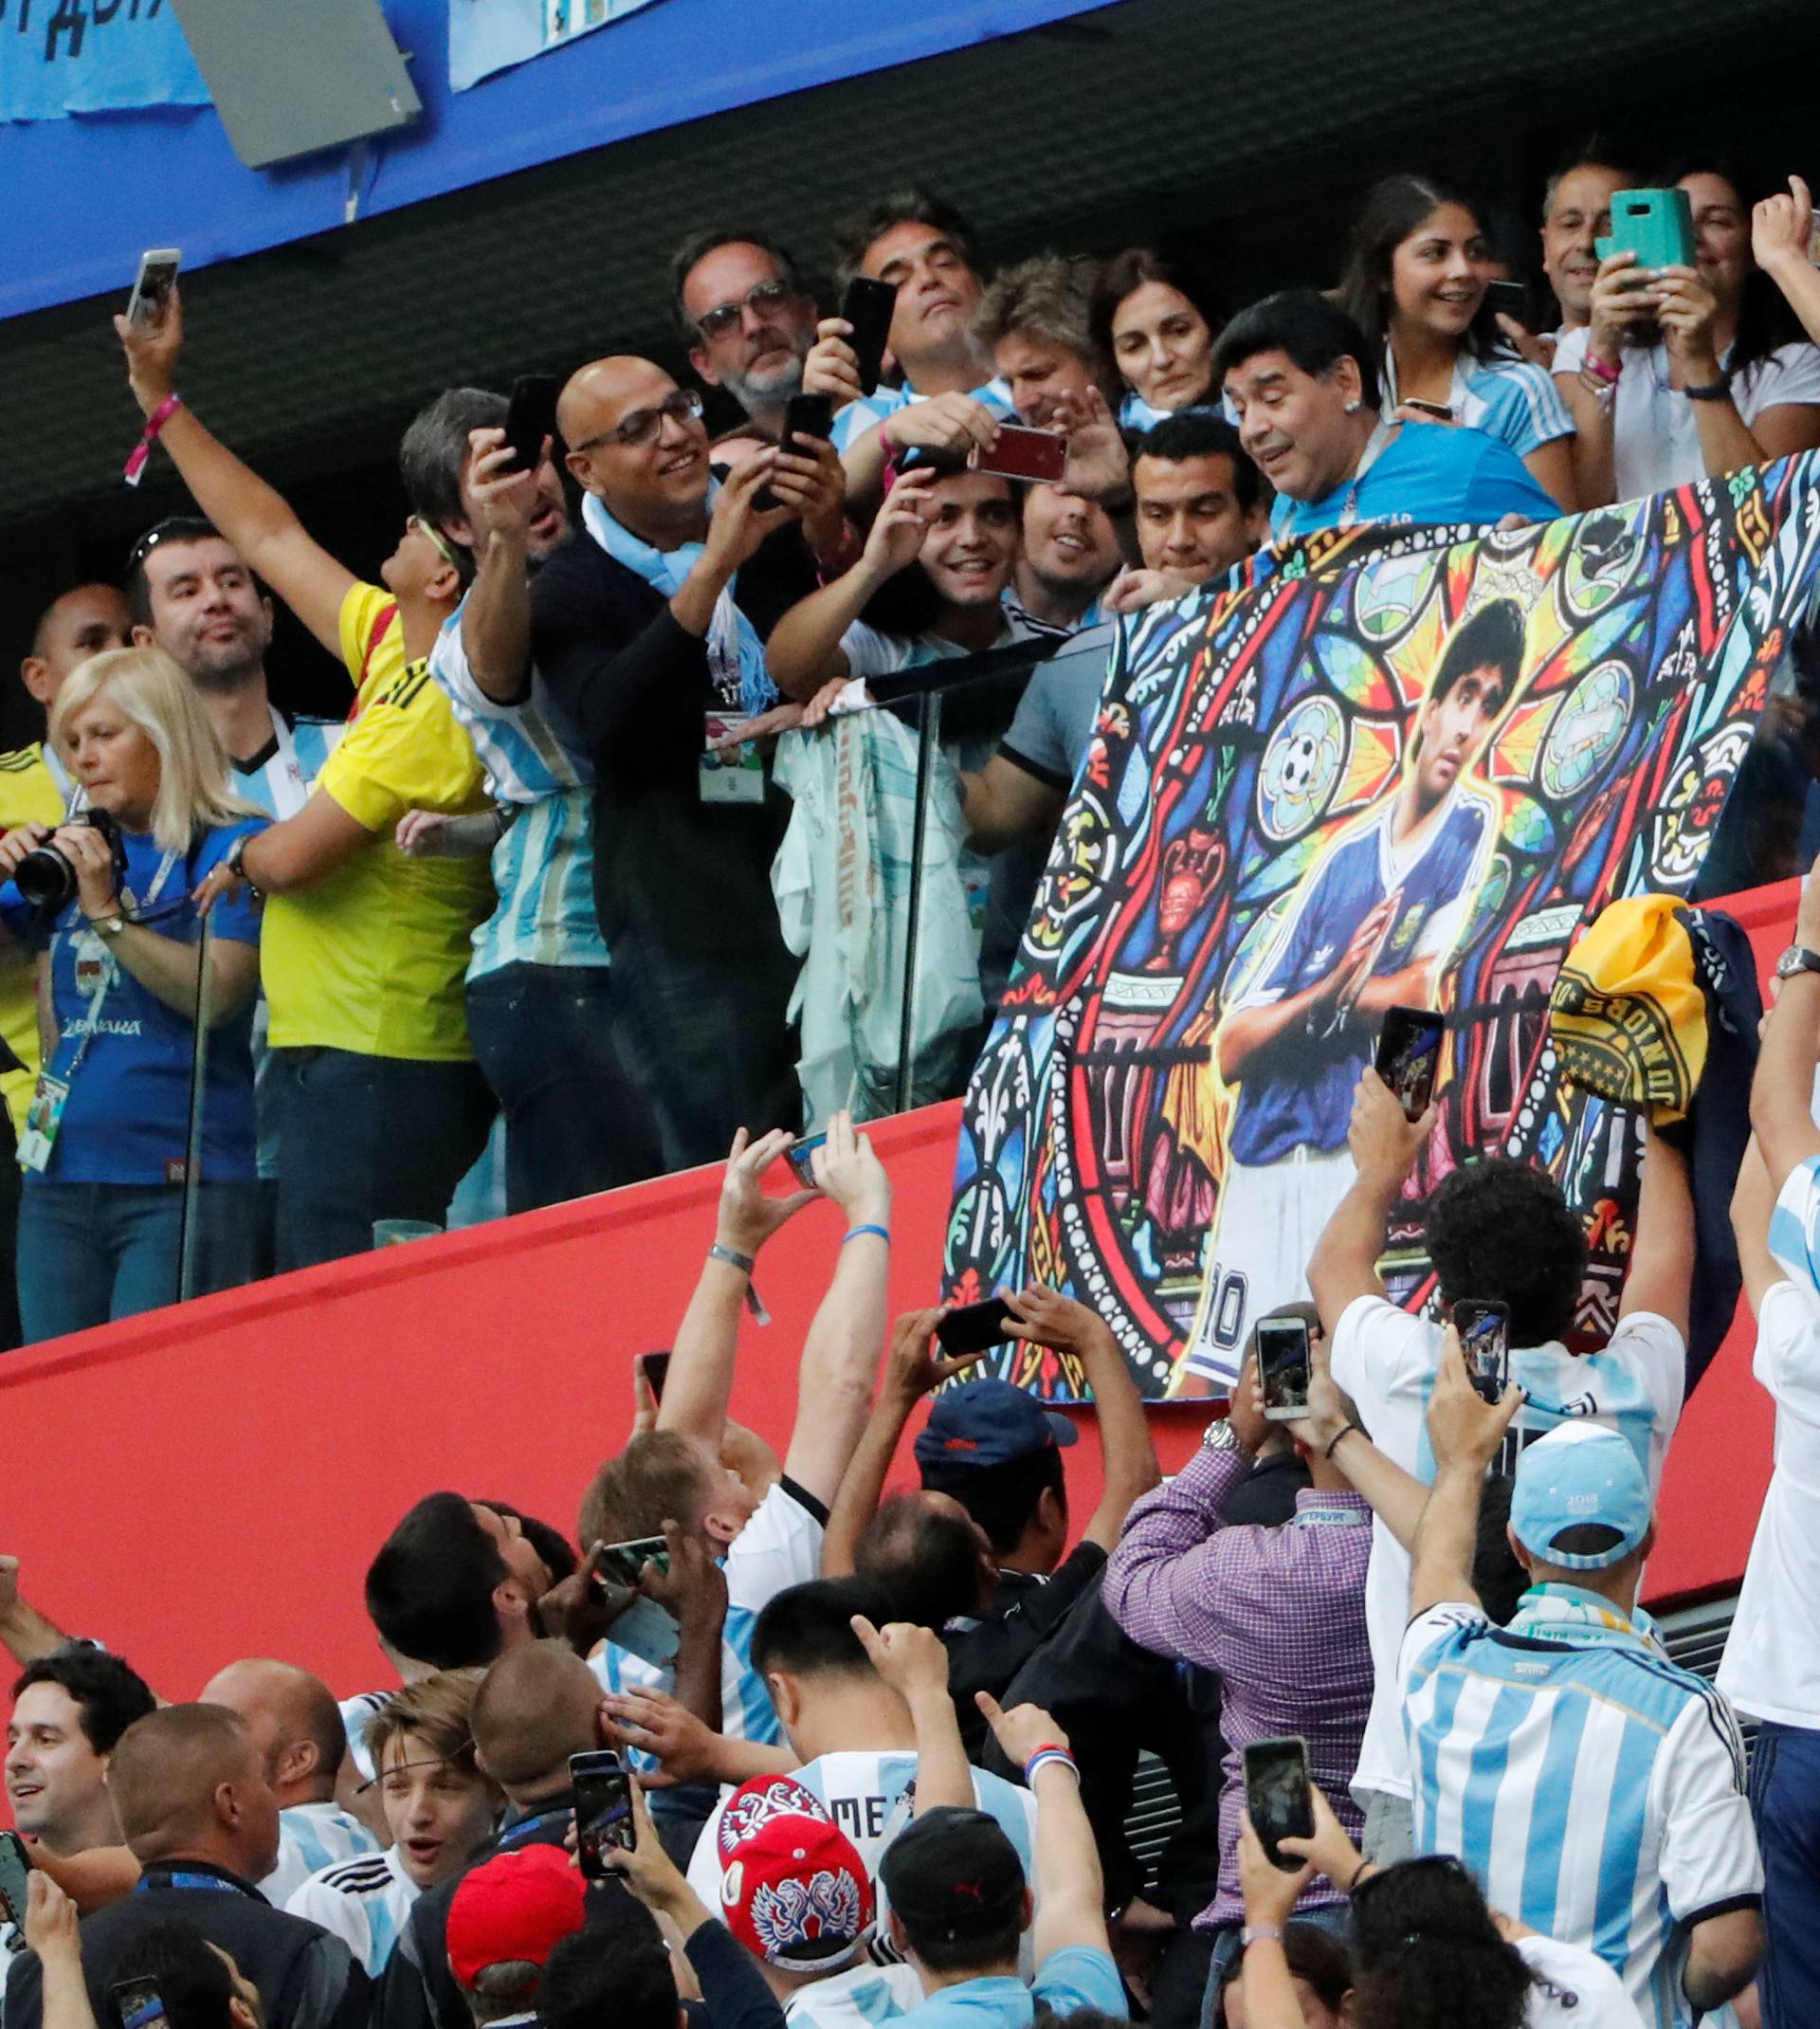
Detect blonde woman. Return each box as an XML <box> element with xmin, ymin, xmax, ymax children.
<box><xmin>0</xmin><ymin>645</ymin><xmax>267</xmax><ymax>1340</ymax></box>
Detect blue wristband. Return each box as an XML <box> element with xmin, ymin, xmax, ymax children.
<box><xmin>844</xmin><ymin>1223</ymin><xmax>891</xmax><ymax>1246</ymax></box>
<box><xmin>1023</xmin><ymin>1748</ymin><xmax>1079</xmax><ymax>1786</ymax></box>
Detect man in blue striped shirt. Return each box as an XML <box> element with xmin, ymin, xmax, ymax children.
<box><xmin>1398</xmin><ymin>1336</ymin><xmax>1761</xmax><ymax>2029</ymax></box>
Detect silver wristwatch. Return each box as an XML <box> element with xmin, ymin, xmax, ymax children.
<box><xmin>1775</xmin><ymin>944</ymin><xmax>1820</xmax><ymax>983</ymax></box>
<box><xmin>1201</xmin><ymin>1417</ymin><xmax>1243</xmax><ymax>1453</ymax></box>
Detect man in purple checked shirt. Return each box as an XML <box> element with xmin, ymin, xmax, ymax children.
<box><xmin>1101</xmin><ymin>1303</ymin><xmax>1373</xmax><ymax>2023</ymax></box>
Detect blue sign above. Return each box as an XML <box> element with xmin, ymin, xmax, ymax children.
<box><xmin>0</xmin><ymin>0</ymin><xmax>209</xmax><ymax>121</ymax></box>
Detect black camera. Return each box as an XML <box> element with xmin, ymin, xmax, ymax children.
<box><xmin>15</xmin><ymin>810</ymin><xmax>129</xmax><ymax>915</ymax></box>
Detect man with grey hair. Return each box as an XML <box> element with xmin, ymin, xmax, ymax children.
<box><xmin>669</xmin><ymin>228</ymin><xmax>820</xmax><ymax>462</ymax></box>
<box><xmin>973</xmin><ymin>253</ymin><xmax>1110</xmax><ymax>430</ymax></box>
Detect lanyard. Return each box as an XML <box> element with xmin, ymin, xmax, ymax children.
<box><xmin>138</xmin><ymin>1871</ymin><xmax>248</xmax><ymax>1895</ymax></box>
<box><xmin>52</xmin><ymin>845</ymin><xmax>182</xmax><ymax>1087</ymax></box>
<box><xmin>1337</xmin><ymin>420</ymin><xmax>1396</xmax><ymax>530</ymax></box>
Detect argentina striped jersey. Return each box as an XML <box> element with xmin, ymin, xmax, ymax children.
<box><xmin>264</xmin><ymin>1800</ymin><xmax>382</xmax><ymax>1909</ymax></box>
<box><xmin>286</xmin><ymin>1844</ymin><xmax>418</xmax><ymax>1975</ymax></box>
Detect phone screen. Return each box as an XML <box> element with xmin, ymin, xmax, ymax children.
<box><xmin>592</xmin><ymin>1536</ymin><xmax>670</xmax><ymax>1593</ymax></box>
<box><xmin>1375</xmin><ymin>1006</ymin><xmax>1446</xmax><ymax>1122</ymax></box>
<box><xmin>111</xmin><ymin>1983</ymin><xmax>168</xmax><ymax>2029</ymax></box>
<box><xmin>504</xmin><ymin>374</ymin><xmax>560</xmax><ymax>476</ymax></box>
<box><xmin>786</xmin><ymin>1131</ymin><xmax>827</xmax><ymax>1189</ymax></box>
<box><xmin>570</xmin><ymin>1749</ymin><xmax>634</xmax><ymax>1876</ymax></box>
<box><xmin>937</xmin><ymin>1296</ymin><xmax>1015</xmax><ymax>1357</ymax></box>
<box><xmin>842</xmin><ymin>276</ymin><xmax>899</xmax><ymax>395</ymax></box>
<box><xmin>970</xmin><ymin>425</ymin><xmax>1068</xmax><ymax>484</ymax></box>
<box><xmin>127</xmin><ymin>251</ymin><xmax>180</xmax><ymax>328</ymax></box>
<box><xmin>1243</xmin><ymin>1737</ymin><xmax>1313</xmax><ymax>1870</ymax></box>
<box><xmin>1453</xmin><ymin>1300</ymin><xmax>1511</xmax><ymax>1403</ymax></box>
<box><xmin>0</xmin><ymin>1830</ymin><xmax>29</xmax><ymax>1928</ymax></box>
<box><xmin>1255</xmin><ymin>1318</ymin><xmax>1311</xmax><ymax>1418</ymax></box>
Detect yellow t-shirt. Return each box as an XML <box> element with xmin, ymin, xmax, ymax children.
<box><xmin>0</xmin><ymin>744</ymin><xmax>68</xmax><ymax>1134</ymax></box>
<box><xmin>261</xmin><ymin>585</ymin><xmax>495</xmax><ymax>1061</ymax></box>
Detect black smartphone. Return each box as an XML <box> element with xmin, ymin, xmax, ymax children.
<box><xmin>1485</xmin><ymin>278</ymin><xmax>1530</xmax><ymax>329</ymax></box>
<box><xmin>503</xmin><ymin>373</ymin><xmax>560</xmax><ymax>476</ymax></box>
<box><xmin>111</xmin><ymin>1982</ymin><xmax>168</xmax><ymax>2029</ymax></box>
<box><xmin>1453</xmin><ymin>1299</ymin><xmax>1511</xmax><ymax>1404</ymax></box>
<box><xmin>592</xmin><ymin>1535</ymin><xmax>670</xmax><ymax>1593</ymax></box>
<box><xmin>570</xmin><ymin>1748</ymin><xmax>634</xmax><ymax>1877</ymax></box>
<box><xmin>1255</xmin><ymin>1316</ymin><xmax>1312</xmax><ymax>1421</ymax></box>
<box><xmin>635</xmin><ymin>1350</ymin><xmax>670</xmax><ymax>1404</ymax></box>
<box><xmin>1375</xmin><ymin>1006</ymin><xmax>1446</xmax><ymax>1123</ymax></box>
<box><xmin>125</xmin><ymin>248</ymin><xmax>180</xmax><ymax>328</ymax></box>
<box><xmin>937</xmin><ymin>1296</ymin><xmax>1016</xmax><ymax>1357</ymax></box>
<box><xmin>779</xmin><ymin>392</ymin><xmax>835</xmax><ymax>449</ymax></box>
<box><xmin>786</xmin><ymin>1130</ymin><xmax>828</xmax><ymax>1189</ymax></box>
<box><xmin>842</xmin><ymin>276</ymin><xmax>899</xmax><ymax>395</ymax></box>
<box><xmin>0</xmin><ymin>1829</ymin><xmax>29</xmax><ymax>1928</ymax></box>
<box><xmin>1243</xmin><ymin>1736</ymin><xmax>1314</xmax><ymax>1872</ymax></box>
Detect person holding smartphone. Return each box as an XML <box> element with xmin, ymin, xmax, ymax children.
<box><xmin>670</xmin><ymin>229</ymin><xmax>822</xmax><ymax>467</ymax></box>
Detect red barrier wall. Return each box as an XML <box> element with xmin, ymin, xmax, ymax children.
<box><xmin>0</xmin><ymin>882</ymin><xmax>1797</xmax><ymax>1729</ymax></box>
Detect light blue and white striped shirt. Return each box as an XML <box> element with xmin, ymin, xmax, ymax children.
<box><xmin>264</xmin><ymin>1800</ymin><xmax>382</xmax><ymax>1909</ymax></box>
<box><xmin>589</xmin><ymin>1478</ymin><xmax>826</xmax><ymax>1751</ymax></box>
<box><xmin>428</xmin><ymin>605</ymin><xmax>609</xmax><ymax>977</ymax></box>
<box><xmin>1399</xmin><ymin>1597</ymin><xmax>1761</xmax><ymax>2029</ymax></box>
<box><xmin>784</xmin><ymin>1962</ymin><xmax>923</xmax><ymax>2029</ymax></box>
<box><xmin>286</xmin><ymin>1843</ymin><xmax>418</xmax><ymax>1975</ymax></box>
<box><xmin>233</xmin><ymin>709</ymin><xmax>342</xmax><ymax>820</ymax></box>
<box><xmin>830</xmin><ymin>376</ymin><xmax>1016</xmax><ymax>455</ymax></box>
<box><xmin>1381</xmin><ymin>349</ymin><xmax>1574</xmax><ymax>461</ymax></box>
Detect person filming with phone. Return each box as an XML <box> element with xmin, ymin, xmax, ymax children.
<box><xmin>0</xmin><ymin>646</ymin><xmax>266</xmax><ymax>1340</ymax></box>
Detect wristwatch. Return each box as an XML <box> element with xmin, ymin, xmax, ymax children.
<box><xmin>92</xmin><ymin>912</ymin><xmax>126</xmax><ymax>939</ymax></box>
<box><xmin>1775</xmin><ymin>944</ymin><xmax>1820</xmax><ymax>982</ymax></box>
<box><xmin>1201</xmin><ymin>1417</ymin><xmax>1243</xmax><ymax>1453</ymax></box>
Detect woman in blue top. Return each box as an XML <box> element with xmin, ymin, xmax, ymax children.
<box><xmin>0</xmin><ymin>645</ymin><xmax>267</xmax><ymax>1343</ymax></box>
<box><xmin>1337</xmin><ymin>174</ymin><xmax>1578</xmax><ymax>511</ymax></box>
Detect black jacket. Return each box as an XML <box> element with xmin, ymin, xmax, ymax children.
<box><xmin>3</xmin><ymin>1860</ymin><xmax>367</xmax><ymax>2029</ymax></box>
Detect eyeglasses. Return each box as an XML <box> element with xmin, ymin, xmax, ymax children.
<box><xmin>411</xmin><ymin>516</ymin><xmax>473</xmax><ymax>582</ymax></box>
<box><xmin>696</xmin><ymin>278</ymin><xmax>797</xmax><ymax>340</ymax></box>
<box><xmin>570</xmin><ymin>386</ymin><xmax>704</xmax><ymax>456</ymax></box>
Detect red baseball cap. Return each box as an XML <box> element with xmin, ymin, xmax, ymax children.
<box><xmin>718</xmin><ymin>1778</ymin><xmax>873</xmax><ymax>1972</ymax></box>
<box><xmin>446</xmin><ymin>1846</ymin><xmax>588</xmax><ymax>1990</ymax></box>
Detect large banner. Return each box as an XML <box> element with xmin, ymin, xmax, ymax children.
<box><xmin>1</xmin><ymin>0</ymin><xmax>209</xmax><ymax>120</ymax></box>
<box><xmin>448</xmin><ymin>0</ymin><xmax>661</xmax><ymax>90</ymax></box>
<box><xmin>943</xmin><ymin>458</ymin><xmax>1820</xmax><ymax>1401</ymax></box>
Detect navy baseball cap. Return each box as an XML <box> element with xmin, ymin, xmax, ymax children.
<box><xmin>913</xmin><ymin>1379</ymin><xmax>1079</xmax><ymax>1471</ymax></box>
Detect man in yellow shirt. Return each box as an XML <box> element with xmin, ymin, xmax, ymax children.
<box><xmin>121</xmin><ymin>293</ymin><xmax>500</xmax><ymax>1271</ymax></box>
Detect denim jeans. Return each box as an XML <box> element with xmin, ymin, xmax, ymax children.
<box><xmin>269</xmin><ymin>1048</ymin><xmax>496</xmax><ymax>1272</ymax></box>
<box><xmin>1750</xmin><ymin>1719</ymin><xmax>1820</xmax><ymax>2029</ymax></box>
<box><xmin>17</xmin><ymin>1179</ymin><xmax>264</xmax><ymax>1344</ymax></box>
<box><xmin>464</xmin><ymin>964</ymin><xmax>661</xmax><ymax>1215</ymax></box>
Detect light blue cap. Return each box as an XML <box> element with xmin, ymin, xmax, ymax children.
<box><xmin>1510</xmin><ymin>1423</ymin><xmax>1652</xmax><ymax>1571</ymax></box>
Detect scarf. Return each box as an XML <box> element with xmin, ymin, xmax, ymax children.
<box><xmin>581</xmin><ymin>484</ymin><xmax>776</xmax><ymax>716</ymax></box>
<box><xmin>1505</xmin><ymin>1581</ymin><xmax>1667</xmax><ymax>1655</ymax></box>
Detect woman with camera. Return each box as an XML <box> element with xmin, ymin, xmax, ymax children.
<box><xmin>0</xmin><ymin>645</ymin><xmax>267</xmax><ymax>1342</ymax></box>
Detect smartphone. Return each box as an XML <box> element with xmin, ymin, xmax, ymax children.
<box><xmin>1243</xmin><ymin>1736</ymin><xmax>1314</xmax><ymax>1872</ymax></box>
<box><xmin>937</xmin><ymin>1295</ymin><xmax>1016</xmax><ymax>1356</ymax></box>
<box><xmin>112</xmin><ymin>1983</ymin><xmax>168</xmax><ymax>2029</ymax></box>
<box><xmin>1484</xmin><ymin>278</ymin><xmax>1530</xmax><ymax>329</ymax></box>
<box><xmin>1255</xmin><ymin>1316</ymin><xmax>1312</xmax><ymax>1420</ymax></box>
<box><xmin>779</xmin><ymin>392</ymin><xmax>834</xmax><ymax>449</ymax></box>
<box><xmin>1453</xmin><ymin>1299</ymin><xmax>1511</xmax><ymax>1404</ymax></box>
<box><xmin>634</xmin><ymin>1350</ymin><xmax>670</xmax><ymax>1404</ymax></box>
<box><xmin>592</xmin><ymin>1535</ymin><xmax>670</xmax><ymax>1592</ymax></box>
<box><xmin>842</xmin><ymin>276</ymin><xmax>900</xmax><ymax>396</ymax></box>
<box><xmin>1595</xmin><ymin>188</ymin><xmax>1697</xmax><ymax>272</ymax></box>
<box><xmin>969</xmin><ymin>424</ymin><xmax>1068</xmax><ymax>484</ymax></box>
<box><xmin>1375</xmin><ymin>1006</ymin><xmax>1446</xmax><ymax>1123</ymax></box>
<box><xmin>570</xmin><ymin>1748</ymin><xmax>634</xmax><ymax>1877</ymax></box>
<box><xmin>125</xmin><ymin>248</ymin><xmax>180</xmax><ymax>328</ymax></box>
<box><xmin>503</xmin><ymin>373</ymin><xmax>560</xmax><ymax>476</ymax></box>
<box><xmin>1399</xmin><ymin>397</ymin><xmax>1454</xmax><ymax>423</ymax></box>
<box><xmin>0</xmin><ymin>1829</ymin><xmax>29</xmax><ymax>1928</ymax></box>
<box><xmin>786</xmin><ymin>1130</ymin><xmax>828</xmax><ymax>1189</ymax></box>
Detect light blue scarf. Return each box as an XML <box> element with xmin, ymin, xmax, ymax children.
<box><xmin>1506</xmin><ymin>1582</ymin><xmax>1667</xmax><ymax>1655</ymax></box>
<box><xmin>581</xmin><ymin>484</ymin><xmax>777</xmax><ymax>716</ymax></box>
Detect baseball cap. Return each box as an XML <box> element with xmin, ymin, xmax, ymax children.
<box><xmin>718</xmin><ymin>1777</ymin><xmax>874</xmax><ymax>1971</ymax></box>
<box><xmin>878</xmin><ymin>1806</ymin><xmax>1027</xmax><ymax>1947</ymax></box>
<box><xmin>913</xmin><ymin>1379</ymin><xmax>1079</xmax><ymax>1471</ymax></box>
<box><xmin>1510</xmin><ymin>1423</ymin><xmax>1652</xmax><ymax>1571</ymax></box>
<box><xmin>446</xmin><ymin>1845</ymin><xmax>588</xmax><ymax>1989</ymax></box>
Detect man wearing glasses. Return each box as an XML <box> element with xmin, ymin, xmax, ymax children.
<box><xmin>527</xmin><ymin>355</ymin><xmax>846</xmax><ymax>1170</ymax></box>
<box><xmin>670</xmin><ymin>229</ymin><xmax>820</xmax><ymax>466</ymax></box>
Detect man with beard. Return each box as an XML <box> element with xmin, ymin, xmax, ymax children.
<box><xmin>671</xmin><ymin>230</ymin><xmax>821</xmax><ymax>466</ymax></box>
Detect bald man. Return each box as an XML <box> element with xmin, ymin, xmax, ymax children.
<box><xmin>373</xmin><ymin>1644</ymin><xmax>637</xmax><ymax>2029</ymax></box>
<box><xmin>526</xmin><ymin>355</ymin><xmax>848</xmax><ymax>1170</ymax></box>
<box><xmin>2</xmin><ymin>1705</ymin><xmax>369</xmax><ymax>2029</ymax></box>
<box><xmin>200</xmin><ymin>1659</ymin><xmax>381</xmax><ymax>1905</ymax></box>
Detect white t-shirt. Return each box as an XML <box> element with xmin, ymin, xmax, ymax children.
<box><xmin>1518</xmin><ymin>1930</ymin><xmax>1647</xmax><ymax>2028</ymax></box>
<box><xmin>1331</xmin><ymin>1293</ymin><xmax>1685</xmax><ymax>1801</ymax></box>
<box><xmin>784</xmin><ymin>1962</ymin><xmax>925</xmax><ymax>2029</ymax></box>
<box><xmin>1717</xmin><ymin>1158</ymin><xmax>1820</xmax><ymax>1725</ymax></box>
<box><xmin>1553</xmin><ymin>329</ymin><xmax>1820</xmax><ymax>499</ymax></box>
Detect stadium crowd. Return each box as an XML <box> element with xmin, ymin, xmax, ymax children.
<box><xmin>5</xmin><ymin>134</ymin><xmax>1820</xmax><ymax>2029</ymax></box>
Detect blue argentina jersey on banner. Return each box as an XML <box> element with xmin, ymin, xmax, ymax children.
<box><xmin>1400</xmin><ymin>1603</ymin><xmax>1761</xmax><ymax>2029</ymax></box>
<box><xmin>286</xmin><ymin>1845</ymin><xmax>418</xmax><ymax>1976</ymax></box>
<box><xmin>265</xmin><ymin>1801</ymin><xmax>382</xmax><ymax>1908</ymax></box>
<box><xmin>830</xmin><ymin>377</ymin><xmax>1016</xmax><ymax>454</ymax></box>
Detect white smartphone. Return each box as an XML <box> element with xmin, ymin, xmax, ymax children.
<box><xmin>126</xmin><ymin>248</ymin><xmax>181</xmax><ymax>327</ymax></box>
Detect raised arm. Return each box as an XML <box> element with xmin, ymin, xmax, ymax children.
<box><xmin>853</xmin><ymin>1618</ymin><xmax>973</xmax><ymax>1812</ymax></box>
<box><xmin>1287</xmin><ymin>1338</ymin><xmax>1431</xmax><ymax>1552</ymax></box>
<box><xmin>1756</xmin><ymin>178</ymin><xmax>1820</xmax><ymax>349</ymax></box>
<box><xmin>977</xmin><ymin>1695</ymin><xmax>1108</xmax><ymax>1962</ymax></box>
<box><xmin>656</xmin><ymin>1128</ymin><xmax>813</xmax><ymax>1455</ymax></box>
<box><xmin>1730</xmin><ymin>1137</ymin><xmax>1785</xmax><ymax>1319</ymax></box>
<box><xmin>117</xmin><ymin>288</ymin><xmax>355</xmax><ymax>661</ymax></box>
<box><xmin>0</xmin><ymin>1554</ymin><xmax>69</xmax><ymax>1667</ymax></box>
<box><xmin>1752</xmin><ymin>872</ymin><xmax>1820</xmax><ymax>1191</ymax></box>
<box><xmin>780</xmin><ymin>1114</ymin><xmax>895</xmax><ymax>1508</ymax></box>
<box><xmin>23</xmin><ymin>1874</ymin><xmax>101</xmax><ymax>2029</ymax></box>
<box><xmin>1618</xmin><ymin>1115</ymin><xmax>1694</xmax><ymax>1336</ymax></box>
<box><xmin>457</xmin><ymin>428</ymin><xmax>537</xmax><ymax>706</ymax></box>
<box><xmin>1408</xmin><ymin>1330</ymin><xmax>1522</xmax><ymax>1619</ymax></box>
<box><xmin>1003</xmin><ymin>1287</ymin><xmax>1159</xmax><ymax>1549</ymax></box>
<box><xmin>1307</xmin><ymin>1074</ymin><xmax>1432</xmax><ymax>1331</ymax></box>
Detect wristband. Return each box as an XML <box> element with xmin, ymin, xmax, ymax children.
<box><xmin>1023</xmin><ymin>1747</ymin><xmax>1079</xmax><ymax>1786</ymax></box>
<box><xmin>1324</xmin><ymin>1424</ymin><xmax>1359</xmax><ymax>1460</ymax></box>
<box><xmin>124</xmin><ymin>393</ymin><xmax>183</xmax><ymax>487</ymax></box>
<box><xmin>1684</xmin><ymin>376</ymin><xmax>1733</xmax><ymax>403</ymax></box>
<box><xmin>1348</xmin><ymin>1857</ymin><xmax>1374</xmax><ymax>1892</ymax></box>
<box><xmin>1241</xmin><ymin>1925</ymin><xmax>1283</xmax><ymax>1950</ymax></box>
<box><xmin>1581</xmin><ymin>349</ymin><xmax>1621</xmax><ymax>386</ymax></box>
<box><xmin>844</xmin><ymin>1223</ymin><xmax>890</xmax><ymax>1247</ymax></box>
<box><xmin>708</xmin><ymin>1243</ymin><xmax>755</xmax><ymax>1275</ymax></box>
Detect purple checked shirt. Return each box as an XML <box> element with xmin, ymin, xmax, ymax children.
<box><xmin>1103</xmin><ymin>1442</ymin><xmax>1374</xmax><ymax>1928</ymax></box>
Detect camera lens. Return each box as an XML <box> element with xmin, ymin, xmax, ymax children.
<box><xmin>13</xmin><ymin>844</ymin><xmax>77</xmax><ymax>914</ymax></box>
